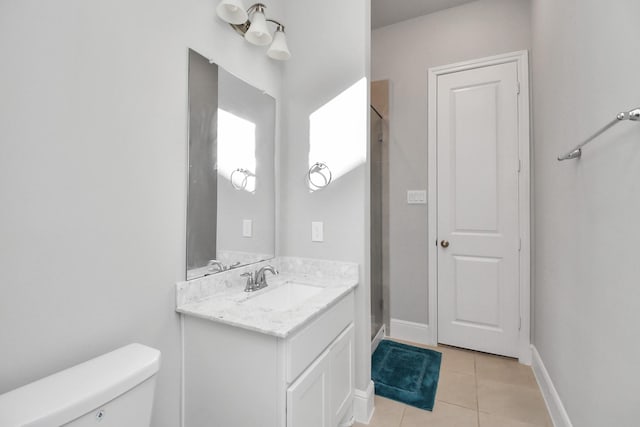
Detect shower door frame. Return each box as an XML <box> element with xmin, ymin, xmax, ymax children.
<box><xmin>427</xmin><ymin>50</ymin><xmax>532</xmax><ymax>365</ymax></box>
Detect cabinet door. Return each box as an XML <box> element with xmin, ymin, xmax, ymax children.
<box><xmin>329</xmin><ymin>324</ymin><xmax>354</xmax><ymax>427</ymax></box>
<box><xmin>287</xmin><ymin>351</ymin><xmax>330</xmax><ymax>427</ymax></box>
<box><xmin>287</xmin><ymin>324</ymin><xmax>355</xmax><ymax>427</ymax></box>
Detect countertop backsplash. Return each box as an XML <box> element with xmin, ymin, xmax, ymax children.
<box><xmin>176</xmin><ymin>256</ymin><xmax>359</xmax><ymax>307</ymax></box>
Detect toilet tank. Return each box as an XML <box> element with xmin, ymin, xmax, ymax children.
<box><xmin>0</xmin><ymin>343</ymin><xmax>161</xmax><ymax>427</ymax></box>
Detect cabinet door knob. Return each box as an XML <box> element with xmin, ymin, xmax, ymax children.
<box><xmin>441</xmin><ymin>240</ymin><xmax>450</xmax><ymax>248</ymax></box>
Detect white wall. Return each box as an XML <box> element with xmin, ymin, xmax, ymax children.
<box><xmin>531</xmin><ymin>1</ymin><xmax>640</xmax><ymax>425</ymax></box>
<box><xmin>0</xmin><ymin>0</ymin><xmax>282</xmax><ymax>425</ymax></box>
<box><xmin>279</xmin><ymin>0</ymin><xmax>371</xmax><ymax>395</ymax></box>
<box><xmin>372</xmin><ymin>0</ymin><xmax>531</xmax><ymax>326</ymax></box>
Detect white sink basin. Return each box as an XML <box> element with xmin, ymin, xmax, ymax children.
<box><xmin>244</xmin><ymin>282</ymin><xmax>323</xmax><ymax>311</ymax></box>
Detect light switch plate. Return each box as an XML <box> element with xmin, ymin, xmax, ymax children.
<box><xmin>407</xmin><ymin>190</ymin><xmax>427</xmax><ymax>205</ymax></box>
<box><xmin>242</xmin><ymin>219</ymin><xmax>252</xmax><ymax>237</ymax></box>
<box><xmin>311</xmin><ymin>221</ymin><xmax>324</xmax><ymax>242</ymax></box>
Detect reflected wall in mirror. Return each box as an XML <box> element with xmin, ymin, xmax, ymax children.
<box><xmin>186</xmin><ymin>49</ymin><xmax>276</xmax><ymax>280</ymax></box>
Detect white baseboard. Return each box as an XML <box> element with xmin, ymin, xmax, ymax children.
<box><xmin>371</xmin><ymin>324</ymin><xmax>386</xmax><ymax>354</ymax></box>
<box><xmin>353</xmin><ymin>380</ymin><xmax>375</xmax><ymax>424</ymax></box>
<box><xmin>519</xmin><ymin>342</ymin><xmax>533</xmax><ymax>366</ymax></box>
<box><xmin>390</xmin><ymin>318</ymin><xmax>433</xmax><ymax>346</ymax></box>
<box><xmin>531</xmin><ymin>346</ymin><xmax>573</xmax><ymax>427</ymax></box>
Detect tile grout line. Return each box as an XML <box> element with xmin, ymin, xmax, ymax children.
<box><xmin>398</xmin><ymin>404</ymin><xmax>406</xmax><ymax>427</ymax></box>
<box><xmin>436</xmin><ymin>399</ymin><xmax>479</xmax><ymax>412</ymax></box>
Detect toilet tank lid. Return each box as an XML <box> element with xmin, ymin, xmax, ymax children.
<box><xmin>0</xmin><ymin>343</ymin><xmax>161</xmax><ymax>427</ymax></box>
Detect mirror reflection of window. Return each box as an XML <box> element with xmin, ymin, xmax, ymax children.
<box><xmin>308</xmin><ymin>78</ymin><xmax>367</xmax><ymax>191</ymax></box>
<box><xmin>217</xmin><ymin>109</ymin><xmax>257</xmax><ymax>193</ymax></box>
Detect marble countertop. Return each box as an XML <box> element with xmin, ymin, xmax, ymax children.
<box><xmin>176</xmin><ymin>258</ymin><xmax>359</xmax><ymax>338</ymax></box>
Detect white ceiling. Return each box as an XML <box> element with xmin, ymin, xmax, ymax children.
<box><xmin>372</xmin><ymin>0</ymin><xmax>479</xmax><ymax>29</ymax></box>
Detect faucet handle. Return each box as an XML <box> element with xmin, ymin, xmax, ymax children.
<box><xmin>241</xmin><ymin>272</ymin><xmax>256</xmax><ymax>292</ymax></box>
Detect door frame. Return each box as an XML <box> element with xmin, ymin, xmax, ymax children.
<box><xmin>427</xmin><ymin>50</ymin><xmax>531</xmax><ymax>364</ymax></box>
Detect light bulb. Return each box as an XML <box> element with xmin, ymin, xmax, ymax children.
<box><xmin>245</xmin><ymin>8</ymin><xmax>272</xmax><ymax>46</ymax></box>
<box><xmin>267</xmin><ymin>27</ymin><xmax>290</xmax><ymax>60</ymax></box>
<box><xmin>216</xmin><ymin>0</ymin><xmax>248</xmax><ymax>25</ymax></box>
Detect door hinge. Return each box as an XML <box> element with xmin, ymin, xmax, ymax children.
<box><xmin>518</xmin><ymin>238</ymin><xmax>522</xmax><ymax>251</ymax></box>
<box><xmin>519</xmin><ymin>317</ymin><xmax>522</xmax><ymax>331</ymax></box>
<box><xmin>517</xmin><ymin>159</ymin><xmax>522</xmax><ymax>173</ymax></box>
<box><xmin>516</xmin><ymin>81</ymin><xmax>521</xmax><ymax>95</ymax></box>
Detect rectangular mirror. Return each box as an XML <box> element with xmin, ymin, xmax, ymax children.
<box><xmin>186</xmin><ymin>49</ymin><xmax>276</xmax><ymax>280</ymax></box>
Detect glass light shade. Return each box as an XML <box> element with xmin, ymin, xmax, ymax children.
<box><xmin>216</xmin><ymin>0</ymin><xmax>248</xmax><ymax>25</ymax></box>
<box><xmin>267</xmin><ymin>29</ymin><xmax>291</xmax><ymax>60</ymax></box>
<box><xmin>245</xmin><ymin>10</ymin><xmax>272</xmax><ymax>46</ymax></box>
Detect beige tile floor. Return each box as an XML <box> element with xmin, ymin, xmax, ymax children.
<box><xmin>356</xmin><ymin>341</ymin><xmax>552</xmax><ymax>427</ymax></box>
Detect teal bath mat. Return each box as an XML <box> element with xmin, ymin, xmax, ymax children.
<box><xmin>371</xmin><ymin>340</ymin><xmax>442</xmax><ymax>411</ymax></box>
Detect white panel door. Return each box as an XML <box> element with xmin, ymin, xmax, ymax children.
<box><xmin>436</xmin><ymin>62</ymin><xmax>520</xmax><ymax>357</ymax></box>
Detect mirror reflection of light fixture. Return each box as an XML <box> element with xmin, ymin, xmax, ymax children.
<box><xmin>216</xmin><ymin>2</ymin><xmax>291</xmax><ymax>60</ymax></box>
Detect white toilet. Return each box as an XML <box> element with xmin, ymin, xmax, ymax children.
<box><xmin>0</xmin><ymin>343</ymin><xmax>161</xmax><ymax>426</ymax></box>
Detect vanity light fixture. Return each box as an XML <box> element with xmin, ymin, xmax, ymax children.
<box><xmin>216</xmin><ymin>1</ymin><xmax>291</xmax><ymax>60</ymax></box>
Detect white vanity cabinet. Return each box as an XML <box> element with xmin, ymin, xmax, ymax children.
<box><xmin>287</xmin><ymin>324</ymin><xmax>354</xmax><ymax>427</ymax></box>
<box><xmin>182</xmin><ymin>291</ymin><xmax>355</xmax><ymax>427</ymax></box>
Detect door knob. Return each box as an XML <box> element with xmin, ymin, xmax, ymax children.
<box><xmin>441</xmin><ymin>240</ymin><xmax>450</xmax><ymax>248</ymax></box>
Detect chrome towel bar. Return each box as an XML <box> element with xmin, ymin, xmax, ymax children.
<box><xmin>557</xmin><ymin>107</ymin><xmax>640</xmax><ymax>161</ymax></box>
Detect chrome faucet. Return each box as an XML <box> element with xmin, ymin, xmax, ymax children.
<box><xmin>241</xmin><ymin>265</ymin><xmax>278</xmax><ymax>292</ymax></box>
<box><xmin>207</xmin><ymin>260</ymin><xmax>226</xmax><ymax>273</ymax></box>
<box><xmin>255</xmin><ymin>265</ymin><xmax>278</xmax><ymax>288</ymax></box>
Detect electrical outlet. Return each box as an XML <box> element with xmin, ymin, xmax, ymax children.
<box><xmin>242</xmin><ymin>219</ymin><xmax>252</xmax><ymax>237</ymax></box>
<box><xmin>311</xmin><ymin>221</ymin><xmax>324</xmax><ymax>242</ymax></box>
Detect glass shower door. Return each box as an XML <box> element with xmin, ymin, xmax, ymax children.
<box><xmin>370</xmin><ymin>105</ymin><xmax>384</xmax><ymax>340</ymax></box>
